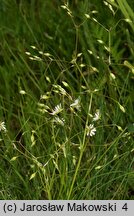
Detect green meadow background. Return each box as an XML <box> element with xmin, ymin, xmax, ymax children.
<box><xmin>0</xmin><ymin>0</ymin><xmax>134</xmax><ymax>199</ymax></box>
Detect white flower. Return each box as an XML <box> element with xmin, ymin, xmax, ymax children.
<box><xmin>93</xmin><ymin>109</ymin><xmax>101</xmax><ymax>121</ymax></box>
<box><xmin>53</xmin><ymin>117</ymin><xmax>65</xmax><ymax>126</ymax></box>
<box><xmin>86</xmin><ymin>124</ymin><xmax>96</xmax><ymax>137</ymax></box>
<box><xmin>51</xmin><ymin>104</ymin><xmax>63</xmax><ymax>115</ymax></box>
<box><xmin>70</xmin><ymin>97</ymin><xmax>81</xmax><ymax>111</ymax></box>
<box><xmin>0</xmin><ymin>121</ymin><xmax>7</xmax><ymax>132</ymax></box>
